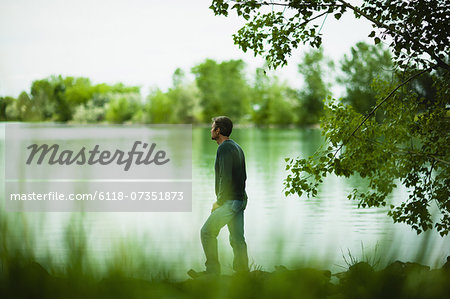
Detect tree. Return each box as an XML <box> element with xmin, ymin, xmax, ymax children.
<box><xmin>297</xmin><ymin>48</ymin><xmax>333</xmax><ymax>125</ymax></box>
<box><xmin>338</xmin><ymin>42</ymin><xmax>393</xmax><ymax>115</ymax></box>
<box><xmin>104</xmin><ymin>93</ymin><xmax>142</xmax><ymax>124</ymax></box>
<box><xmin>166</xmin><ymin>68</ymin><xmax>200</xmax><ymax>123</ymax></box>
<box><xmin>210</xmin><ymin>0</ymin><xmax>450</xmax><ymax>235</ymax></box>
<box><xmin>63</xmin><ymin>77</ymin><xmax>93</xmax><ymax>108</ymax></box>
<box><xmin>251</xmin><ymin>68</ymin><xmax>297</xmax><ymax>125</ymax></box>
<box><xmin>250</xmin><ymin>68</ymin><xmax>270</xmax><ymax>125</ymax></box>
<box><xmin>210</xmin><ymin>0</ymin><xmax>448</xmax><ymax>70</ymax></box>
<box><xmin>142</xmin><ymin>69</ymin><xmax>200</xmax><ymax>124</ymax></box>
<box><xmin>72</xmin><ymin>100</ymin><xmax>107</xmax><ymax>123</ymax></box>
<box><xmin>192</xmin><ymin>59</ymin><xmax>250</xmax><ymax>121</ymax></box>
<box><xmin>0</xmin><ymin>93</ymin><xmax>36</xmax><ymax>121</ymax></box>
<box><xmin>0</xmin><ymin>96</ymin><xmax>17</xmax><ymax>120</ymax></box>
<box><xmin>71</xmin><ymin>81</ymin><xmax>141</xmax><ymax>123</ymax></box>
<box><xmin>30</xmin><ymin>78</ymin><xmax>58</xmax><ymax>120</ymax></box>
<box><xmin>18</xmin><ymin>76</ymin><xmax>142</xmax><ymax>123</ymax></box>
<box><xmin>29</xmin><ymin>76</ymin><xmax>84</xmax><ymax>121</ymax></box>
<box><xmin>16</xmin><ymin>92</ymin><xmax>37</xmax><ymax>121</ymax></box>
<box><xmin>145</xmin><ymin>89</ymin><xmax>174</xmax><ymax>123</ymax></box>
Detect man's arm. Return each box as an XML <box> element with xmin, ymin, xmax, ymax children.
<box><xmin>216</xmin><ymin>145</ymin><xmax>233</xmax><ymax>206</ymax></box>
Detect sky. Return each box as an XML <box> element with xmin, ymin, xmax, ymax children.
<box><xmin>0</xmin><ymin>0</ymin><xmax>374</xmax><ymax>98</ymax></box>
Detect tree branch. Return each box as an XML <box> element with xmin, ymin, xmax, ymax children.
<box><xmin>333</xmin><ymin>67</ymin><xmax>433</xmax><ymax>158</ymax></box>
<box><xmin>397</xmin><ymin>151</ymin><xmax>450</xmax><ymax>166</ymax></box>
<box><xmin>340</xmin><ymin>135</ymin><xmax>450</xmax><ymax>166</ymax></box>
<box><xmin>253</xmin><ymin>1</ymin><xmax>343</xmax><ymax>7</ymax></box>
<box><xmin>296</xmin><ymin>11</ymin><xmax>329</xmax><ymax>28</ymax></box>
<box><xmin>336</xmin><ymin>0</ymin><xmax>450</xmax><ymax>70</ymax></box>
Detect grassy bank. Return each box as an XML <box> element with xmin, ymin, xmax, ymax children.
<box><xmin>1</xmin><ymin>212</ymin><xmax>449</xmax><ymax>298</ymax></box>
<box><xmin>2</xmin><ymin>257</ymin><xmax>450</xmax><ymax>299</ymax></box>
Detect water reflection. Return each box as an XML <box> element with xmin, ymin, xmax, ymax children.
<box><xmin>0</xmin><ymin>124</ymin><xmax>449</xmax><ymax>276</ymax></box>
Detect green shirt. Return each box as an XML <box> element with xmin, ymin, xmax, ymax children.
<box><xmin>215</xmin><ymin>139</ymin><xmax>247</xmax><ymax>205</ymax></box>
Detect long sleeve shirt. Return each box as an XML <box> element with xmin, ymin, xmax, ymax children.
<box><xmin>215</xmin><ymin>139</ymin><xmax>247</xmax><ymax>205</ymax></box>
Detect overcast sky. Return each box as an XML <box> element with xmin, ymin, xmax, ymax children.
<box><xmin>0</xmin><ymin>0</ymin><xmax>373</xmax><ymax>98</ymax></box>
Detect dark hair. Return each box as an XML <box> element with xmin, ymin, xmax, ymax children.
<box><xmin>212</xmin><ymin>116</ymin><xmax>233</xmax><ymax>137</ymax></box>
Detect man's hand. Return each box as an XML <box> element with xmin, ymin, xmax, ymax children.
<box><xmin>211</xmin><ymin>201</ymin><xmax>220</xmax><ymax>213</ymax></box>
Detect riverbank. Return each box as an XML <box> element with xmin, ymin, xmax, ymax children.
<box><xmin>2</xmin><ymin>258</ymin><xmax>449</xmax><ymax>299</ymax></box>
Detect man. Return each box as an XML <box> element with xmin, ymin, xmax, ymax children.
<box><xmin>189</xmin><ymin>116</ymin><xmax>249</xmax><ymax>277</ymax></box>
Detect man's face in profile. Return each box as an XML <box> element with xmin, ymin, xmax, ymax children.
<box><xmin>211</xmin><ymin>122</ymin><xmax>219</xmax><ymax>141</ymax></box>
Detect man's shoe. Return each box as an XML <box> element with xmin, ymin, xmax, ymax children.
<box><xmin>187</xmin><ymin>269</ymin><xmax>219</xmax><ymax>279</ymax></box>
<box><xmin>234</xmin><ymin>269</ymin><xmax>250</xmax><ymax>275</ymax></box>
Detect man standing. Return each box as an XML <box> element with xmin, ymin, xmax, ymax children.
<box><xmin>189</xmin><ymin>116</ymin><xmax>249</xmax><ymax>277</ymax></box>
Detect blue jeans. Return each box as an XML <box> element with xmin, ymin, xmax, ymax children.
<box><xmin>201</xmin><ymin>199</ymin><xmax>249</xmax><ymax>274</ymax></box>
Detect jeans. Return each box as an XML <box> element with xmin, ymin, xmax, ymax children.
<box><xmin>200</xmin><ymin>199</ymin><xmax>249</xmax><ymax>274</ymax></box>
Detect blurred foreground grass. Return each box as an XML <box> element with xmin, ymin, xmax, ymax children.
<box><xmin>1</xmin><ymin>212</ymin><xmax>449</xmax><ymax>299</ymax></box>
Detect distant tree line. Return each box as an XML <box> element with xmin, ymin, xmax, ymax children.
<box><xmin>1</xmin><ymin>41</ymin><xmax>433</xmax><ymax>126</ymax></box>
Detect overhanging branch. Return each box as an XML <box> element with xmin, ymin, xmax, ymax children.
<box><xmin>333</xmin><ymin>67</ymin><xmax>433</xmax><ymax>158</ymax></box>
<box><xmin>337</xmin><ymin>0</ymin><xmax>450</xmax><ymax>70</ymax></box>
<box><xmin>253</xmin><ymin>1</ymin><xmax>344</xmax><ymax>7</ymax></box>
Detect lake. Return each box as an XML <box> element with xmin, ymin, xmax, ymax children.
<box><xmin>1</xmin><ymin>123</ymin><xmax>448</xmax><ymax>278</ymax></box>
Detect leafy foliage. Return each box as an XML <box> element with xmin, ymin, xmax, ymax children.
<box><xmin>72</xmin><ymin>100</ymin><xmax>107</xmax><ymax>123</ymax></box>
<box><xmin>0</xmin><ymin>97</ymin><xmax>15</xmax><ymax>121</ymax></box>
<box><xmin>297</xmin><ymin>48</ymin><xmax>333</xmax><ymax>125</ymax></box>
<box><xmin>192</xmin><ymin>59</ymin><xmax>251</xmax><ymax>122</ymax></box>
<box><xmin>286</xmin><ymin>71</ymin><xmax>449</xmax><ymax>235</ymax></box>
<box><xmin>338</xmin><ymin>42</ymin><xmax>393</xmax><ymax>115</ymax></box>
<box><xmin>1</xmin><ymin>75</ymin><xmax>141</xmax><ymax>123</ymax></box>
<box><xmin>104</xmin><ymin>93</ymin><xmax>141</xmax><ymax>124</ymax></box>
<box><xmin>211</xmin><ymin>0</ymin><xmax>450</xmax><ymax>235</ymax></box>
<box><xmin>210</xmin><ymin>0</ymin><xmax>449</xmax><ymax>70</ymax></box>
<box><xmin>145</xmin><ymin>89</ymin><xmax>173</xmax><ymax>123</ymax></box>
<box><xmin>167</xmin><ymin>69</ymin><xmax>200</xmax><ymax>123</ymax></box>
<box><xmin>250</xmin><ymin>68</ymin><xmax>297</xmax><ymax>125</ymax></box>
<box><xmin>144</xmin><ymin>68</ymin><xmax>200</xmax><ymax>124</ymax></box>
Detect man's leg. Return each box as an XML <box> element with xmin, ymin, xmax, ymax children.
<box><xmin>200</xmin><ymin>202</ymin><xmax>235</xmax><ymax>274</ymax></box>
<box><xmin>228</xmin><ymin>200</ymin><xmax>249</xmax><ymax>272</ymax></box>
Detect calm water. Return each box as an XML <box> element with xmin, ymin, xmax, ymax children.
<box><xmin>1</xmin><ymin>124</ymin><xmax>448</xmax><ymax>277</ymax></box>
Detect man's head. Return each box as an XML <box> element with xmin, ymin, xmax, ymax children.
<box><xmin>211</xmin><ymin>116</ymin><xmax>233</xmax><ymax>142</ymax></box>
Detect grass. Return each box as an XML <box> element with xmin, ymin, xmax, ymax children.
<box><xmin>338</xmin><ymin>242</ymin><xmax>381</xmax><ymax>270</ymax></box>
<box><xmin>1</xmin><ymin>211</ymin><xmax>449</xmax><ymax>299</ymax></box>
